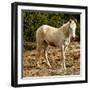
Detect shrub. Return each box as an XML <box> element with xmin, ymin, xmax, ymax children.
<box><xmin>22</xmin><ymin>11</ymin><xmax>80</xmax><ymax>42</ymax></box>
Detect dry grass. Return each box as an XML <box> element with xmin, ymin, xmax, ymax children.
<box><xmin>23</xmin><ymin>41</ymin><xmax>80</xmax><ymax>77</ymax></box>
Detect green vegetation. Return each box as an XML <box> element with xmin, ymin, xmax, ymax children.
<box><xmin>22</xmin><ymin>11</ymin><xmax>80</xmax><ymax>49</ymax></box>
<box><xmin>22</xmin><ymin>11</ymin><xmax>80</xmax><ymax>41</ymax></box>
<box><xmin>24</xmin><ymin>42</ymin><xmax>37</xmax><ymax>50</ymax></box>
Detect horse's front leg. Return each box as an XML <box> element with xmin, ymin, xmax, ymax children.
<box><xmin>61</xmin><ymin>45</ymin><xmax>66</xmax><ymax>70</ymax></box>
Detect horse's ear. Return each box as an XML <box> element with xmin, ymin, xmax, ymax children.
<box><xmin>74</xmin><ymin>19</ymin><xmax>77</xmax><ymax>23</ymax></box>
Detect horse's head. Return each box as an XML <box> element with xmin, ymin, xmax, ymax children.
<box><xmin>69</xmin><ymin>19</ymin><xmax>77</xmax><ymax>38</ymax></box>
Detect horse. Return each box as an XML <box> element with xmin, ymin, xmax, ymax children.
<box><xmin>36</xmin><ymin>19</ymin><xmax>77</xmax><ymax>70</ymax></box>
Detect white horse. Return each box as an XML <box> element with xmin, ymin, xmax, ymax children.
<box><xmin>36</xmin><ymin>19</ymin><xmax>77</xmax><ymax>70</ymax></box>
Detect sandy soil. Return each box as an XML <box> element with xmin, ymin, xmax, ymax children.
<box><xmin>23</xmin><ymin>41</ymin><xmax>80</xmax><ymax>77</ymax></box>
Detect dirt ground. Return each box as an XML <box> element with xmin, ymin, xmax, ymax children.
<box><xmin>23</xmin><ymin>41</ymin><xmax>80</xmax><ymax>77</ymax></box>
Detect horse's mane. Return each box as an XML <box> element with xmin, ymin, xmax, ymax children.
<box><xmin>58</xmin><ymin>22</ymin><xmax>70</xmax><ymax>33</ymax></box>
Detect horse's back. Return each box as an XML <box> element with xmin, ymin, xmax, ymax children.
<box><xmin>37</xmin><ymin>25</ymin><xmax>57</xmax><ymax>33</ymax></box>
<box><xmin>36</xmin><ymin>25</ymin><xmax>56</xmax><ymax>39</ymax></box>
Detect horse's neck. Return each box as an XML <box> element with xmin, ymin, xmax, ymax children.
<box><xmin>59</xmin><ymin>22</ymin><xmax>70</xmax><ymax>38</ymax></box>
<box><xmin>58</xmin><ymin>22</ymin><xmax>72</xmax><ymax>43</ymax></box>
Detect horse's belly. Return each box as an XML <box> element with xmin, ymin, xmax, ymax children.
<box><xmin>48</xmin><ymin>41</ymin><xmax>57</xmax><ymax>47</ymax></box>
<box><xmin>45</xmin><ymin>33</ymin><xmax>63</xmax><ymax>47</ymax></box>
<box><xmin>44</xmin><ymin>37</ymin><xmax>62</xmax><ymax>47</ymax></box>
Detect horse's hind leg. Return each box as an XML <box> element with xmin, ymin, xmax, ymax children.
<box><xmin>43</xmin><ymin>42</ymin><xmax>52</xmax><ymax>68</ymax></box>
<box><xmin>36</xmin><ymin>45</ymin><xmax>42</xmax><ymax>68</ymax></box>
